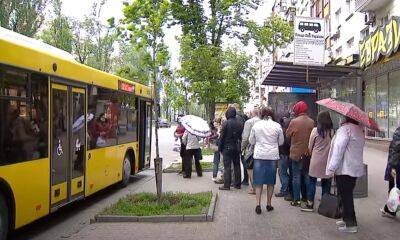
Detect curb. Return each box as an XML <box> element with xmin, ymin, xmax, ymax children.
<box><xmin>92</xmin><ymin>192</ymin><xmax>218</xmax><ymax>223</ymax></box>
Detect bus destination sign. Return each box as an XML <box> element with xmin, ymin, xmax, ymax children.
<box><xmin>119</xmin><ymin>80</ymin><xmax>135</xmax><ymax>93</ymax></box>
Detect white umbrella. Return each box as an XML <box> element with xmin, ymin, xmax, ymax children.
<box><xmin>72</xmin><ymin>113</ymin><xmax>94</xmax><ymax>133</ymax></box>
<box><xmin>180</xmin><ymin>115</ymin><xmax>211</xmax><ymax>138</ymax></box>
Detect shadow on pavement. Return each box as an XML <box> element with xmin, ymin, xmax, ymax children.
<box><xmin>10</xmin><ymin>174</ymin><xmax>148</xmax><ymax>240</ymax></box>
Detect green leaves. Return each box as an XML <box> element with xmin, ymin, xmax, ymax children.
<box><xmin>247</xmin><ymin>16</ymin><xmax>294</xmax><ymax>55</ymax></box>
<box><xmin>41</xmin><ymin>0</ymin><xmax>73</xmax><ymax>53</ymax></box>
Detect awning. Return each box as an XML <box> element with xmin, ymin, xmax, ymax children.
<box><xmin>262</xmin><ymin>61</ymin><xmax>361</xmax><ymax>88</ymax></box>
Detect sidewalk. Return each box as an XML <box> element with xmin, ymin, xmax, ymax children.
<box><xmin>73</xmin><ymin>146</ymin><xmax>400</xmax><ymax>240</ymax></box>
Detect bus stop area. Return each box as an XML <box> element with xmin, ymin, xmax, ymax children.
<box><xmin>11</xmin><ymin>127</ymin><xmax>400</xmax><ymax>240</ymax></box>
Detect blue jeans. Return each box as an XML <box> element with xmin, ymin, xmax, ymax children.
<box><xmin>291</xmin><ymin>160</ymin><xmax>307</xmax><ymax>201</ymax></box>
<box><xmin>212</xmin><ymin>151</ymin><xmax>221</xmax><ymax>178</ymax></box>
<box><xmin>306</xmin><ymin>175</ymin><xmax>332</xmax><ymax>202</ymax></box>
<box><xmin>278</xmin><ymin>155</ymin><xmax>290</xmax><ymax>195</ymax></box>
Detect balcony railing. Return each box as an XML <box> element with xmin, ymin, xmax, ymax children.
<box><xmin>356</xmin><ymin>0</ymin><xmax>392</xmax><ymax>12</ymax></box>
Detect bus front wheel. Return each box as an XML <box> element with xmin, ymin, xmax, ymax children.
<box><xmin>120</xmin><ymin>156</ymin><xmax>131</xmax><ymax>188</ymax></box>
<box><xmin>0</xmin><ymin>192</ymin><xmax>9</xmax><ymax>240</ymax></box>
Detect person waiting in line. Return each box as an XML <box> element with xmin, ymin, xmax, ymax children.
<box><xmin>301</xmin><ymin>111</ymin><xmax>334</xmax><ymax>212</ymax></box>
<box><xmin>182</xmin><ymin>130</ymin><xmax>202</xmax><ymax>178</ymax></box>
<box><xmin>381</xmin><ymin>123</ymin><xmax>400</xmax><ymax>218</ymax></box>
<box><xmin>326</xmin><ymin>117</ymin><xmax>366</xmax><ymax>233</ymax></box>
<box><xmin>249</xmin><ymin>107</ymin><xmax>284</xmax><ymax>214</ymax></box>
<box><xmin>174</xmin><ymin>119</ymin><xmax>186</xmax><ymax>175</ymax></box>
<box><xmin>276</xmin><ymin>112</ymin><xmax>292</xmax><ymax>200</ymax></box>
<box><xmin>207</xmin><ymin>119</ymin><xmax>220</xmax><ymax>181</ymax></box>
<box><xmin>218</xmin><ymin>106</ymin><xmax>244</xmax><ymax>190</ymax></box>
<box><xmin>286</xmin><ymin>101</ymin><xmax>315</xmax><ymax>207</ymax></box>
<box><xmin>231</xmin><ymin>103</ymin><xmax>247</xmax><ymax>185</ymax></box>
<box><xmin>241</xmin><ymin>107</ymin><xmax>260</xmax><ymax>194</ymax></box>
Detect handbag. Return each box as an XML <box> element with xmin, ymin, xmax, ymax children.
<box><xmin>387</xmin><ymin>181</ymin><xmax>400</xmax><ymax>213</ymax></box>
<box><xmin>245</xmin><ymin>155</ymin><xmax>254</xmax><ymax>170</ymax></box>
<box><xmin>318</xmin><ymin>178</ymin><xmax>342</xmax><ymax>219</ymax></box>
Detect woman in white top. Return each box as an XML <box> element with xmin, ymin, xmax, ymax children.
<box><xmin>326</xmin><ymin>117</ymin><xmax>365</xmax><ymax>233</ymax></box>
<box><xmin>249</xmin><ymin>108</ymin><xmax>284</xmax><ymax>214</ymax></box>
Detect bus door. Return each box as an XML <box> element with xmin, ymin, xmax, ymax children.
<box><xmin>138</xmin><ymin>100</ymin><xmax>152</xmax><ymax>170</ymax></box>
<box><xmin>50</xmin><ymin>84</ymin><xmax>86</xmax><ymax>210</ymax></box>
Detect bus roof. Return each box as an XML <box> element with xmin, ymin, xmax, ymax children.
<box><xmin>0</xmin><ymin>27</ymin><xmax>152</xmax><ymax>99</ymax></box>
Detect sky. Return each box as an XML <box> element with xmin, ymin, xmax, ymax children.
<box><xmin>62</xmin><ymin>0</ymin><xmax>275</xmax><ymax>69</ymax></box>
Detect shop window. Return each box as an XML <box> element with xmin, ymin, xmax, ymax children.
<box><xmin>364</xmin><ymin>77</ymin><xmax>376</xmax><ymax>137</ymax></box>
<box><xmin>376</xmin><ymin>74</ymin><xmax>389</xmax><ymax>138</ymax></box>
<box><xmin>389</xmin><ymin>70</ymin><xmax>400</xmax><ymax>138</ymax></box>
<box><xmin>117</xmin><ymin>93</ymin><xmax>138</xmax><ymax>144</ymax></box>
<box><xmin>88</xmin><ymin>86</ymin><xmax>118</xmax><ymax>149</ymax></box>
<box><xmin>0</xmin><ymin>68</ymin><xmax>48</xmax><ymax>165</ymax></box>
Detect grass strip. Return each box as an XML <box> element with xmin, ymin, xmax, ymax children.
<box><xmin>102</xmin><ymin>192</ymin><xmax>212</xmax><ymax>216</ymax></box>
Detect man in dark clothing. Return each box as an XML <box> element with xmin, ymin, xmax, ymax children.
<box><xmin>276</xmin><ymin>114</ymin><xmax>293</xmax><ymax>199</ymax></box>
<box><xmin>218</xmin><ymin>107</ymin><xmax>244</xmax><ymax>190</ymax></box>
<box><xmin>232</xmin><ymin>103</ymin><xmax>248</xmax><ymax>185</ymax></box>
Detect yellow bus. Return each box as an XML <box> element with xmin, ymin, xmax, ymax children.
<box><xmin>0</xmin><ymin>27</ymin><xmax>153</xmax><ymax>239</ymax></box>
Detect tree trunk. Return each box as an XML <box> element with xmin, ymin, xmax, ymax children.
<box><xmin>206</xmin><ymin>100</ymin><xmax>216</xmax><ymax>122</ymax></box>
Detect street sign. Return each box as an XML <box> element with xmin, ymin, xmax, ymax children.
<box><xmin>294</xmin><ymin>16</ymin><xmax>326</xmax><ymax>66</ymax></box>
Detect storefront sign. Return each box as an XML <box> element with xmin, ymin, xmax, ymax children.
<box><xmin>360</xmin><ymin>17</ymin><xmax>400</xmax><ymax>68</ymax></box>
<box><xmin>294</xmin><ymin>16</ymin><xmax>326</xmax><ymax>66</ymax></box>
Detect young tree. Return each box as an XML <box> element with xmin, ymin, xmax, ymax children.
<box><xmin>41</xmin><ymin>0</ymin><xmax>73</xmax><ymax>53</ymax></box>
<box><xmin>0</xmin><ymin>0</ymin><xmax>49</xmax><ymax>37</ymax></box>
<box><xmin>171</xmin><ymin>0</ymin><xmax>261</xmax><ymax>120</ymax></box>
<box><xmin>123</xmin><ymin>0</ymin><xmax>171</xmax><ymax>199</ymax></box>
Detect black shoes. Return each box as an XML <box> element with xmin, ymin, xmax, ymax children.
<box><xmin>266</xmin><ymin>205</ymin><xmax>274</xmax><ymax>212</ymax></box>
<box><xmin>255</xmin><ymin>205</ymin><xmax>261</xmax><ymax>214</ymax></box>
<box><xmin>183</xmin><ymin>175</ymin><xmax>191</xmax><ymax>178</ymax></box>
<box><xmin>219</xmin><ymin>186</ymin><xmax>230</xmax><ymax>191</ymax></box>
<box><xmin>233</xmin><ymin>185</ymin><xmax>241</xmax><ymax>189</ymax></box>
<box><xmin>275</xmin><ymin>192</ymin><xmax>286</xmax><ymax>197</ymax></box>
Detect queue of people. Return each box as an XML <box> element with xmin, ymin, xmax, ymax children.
<box><xmin>174</xmin><ymin>99</ymin><xmax>399</xmax><ymax>234</ymax></box>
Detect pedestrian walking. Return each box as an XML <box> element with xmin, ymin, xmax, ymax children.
<box><xmin>182</xmin><ymin>130</ymin><xmax>203</xmax><ymax>178</ymax></box>
<box><xmin>241</xmin><ymin>107</ymin><xmax>261</xmax><ymax>194</ymax></box>
<box><xmin>301</xmin><ymin>111</ymin><xmax>334</xmax><ymax>212</ymax></box>
<box><xmin>276</xmin><ymin>112</ymin><xmax>293</xmax><ymax>200</ymax></box>
<box><xmin>326</xmin><ymin>117</ymin><xmax>366</xmax><ymax>233</ymax></box>
<box><xmin>249</xmin><ymin>107</ymin><xmax>284</xmax><ymax>214</ymax></box>
<box><xmin>286</xmin><ymin>101</ymin><xmax>315</xmax><ymax>207</ymax></box>
<box><xmin>218</xmin><ymin>106</ymin><xmax>244</xmax><ymax>190</ymax></box>
<box><xmin>381</xmin><ymin>125</ymin><xmax>400</xmax><ymax>218</ymax></box>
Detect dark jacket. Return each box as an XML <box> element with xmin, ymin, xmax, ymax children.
<box><xmin>218</xmin><ymin>107</ymin><xmax>244</xmax><ymax>153</ymax></box>
<box><xmin>388</xmin><ymin>126</ymin><xmax>400</xmax><ymax>170</ymax></box>
<box><xmin>279</xmin><ymin>116</ymin><xmax>291</xmax><ymax>156</ymax></box>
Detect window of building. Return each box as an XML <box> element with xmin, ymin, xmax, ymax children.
<box><xmin>389</xmin><ymin>70</ymin><xmax>400</xmax><ymax>138</ymax></box>
<box><xmin>335</xmin><ymin>8</ymin><xmax>341</xmax><ymax>24</ymax></box>
<box><xmin>0</xmin><ymin>67</ymin><xmax>49</xmax><ymax>165</ymax></box>
<box><xmin>360</xmin><ymin>27</ymin><xmax>369</xmax><ymax>40</ymax></box>
<box><xmin>376</xmin><ymin>74</ymin><xmax>389</xmax><ymax>138</ymax></box>
<box><xmin>88</xmin><ymin>86</ymin><xmax>118</xmax><ymax>149</ymax></box>
<box><xmin>117</xmin><ymin>93</ymin><xmax>138</xmax><ymax>144</ymax></box>
<box><xmin>347</xmin><ymin>37</ymin><xmax>354</xmax><ymax>49</ymax></box>
<box><xmin>336</xmin><ymin>46</ymin><xmax>342</xmax><ymax>57</ymax></box>
<box><xmin>364</xmin><ymin>77</ymin><xmax>376</xmax><ymax>137</ymax></box>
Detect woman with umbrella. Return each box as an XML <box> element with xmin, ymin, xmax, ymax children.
<box><xmin>319</xmin><ymin>98</ymin><xmax>379</xmax><ymax>234</ymax></box>
<box><xmin>180</xmin><ymin>115</ymin><xmax>211</xmax><ymax>178</ymax></box>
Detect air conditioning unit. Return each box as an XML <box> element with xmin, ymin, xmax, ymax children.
<box><xmin>365</xmin><ymin>12</ymin><xmax>376</xmax><ymax>25</ymax></box>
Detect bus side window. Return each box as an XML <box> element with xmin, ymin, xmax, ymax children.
<box><xmin>88</xmin><ymin>86</ymin><xmax>118</xmax><ymax>149</ymax></box>
<box><xmin>0</xmin><ymin>68</ymin><xmax>48</xmax><ymax>165</ymax></box>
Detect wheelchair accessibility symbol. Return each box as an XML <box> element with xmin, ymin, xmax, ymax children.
<box><xmin>57</xmin><ymin>139</ymin><xmax>63</xmax><ymax>156</ymax></box>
